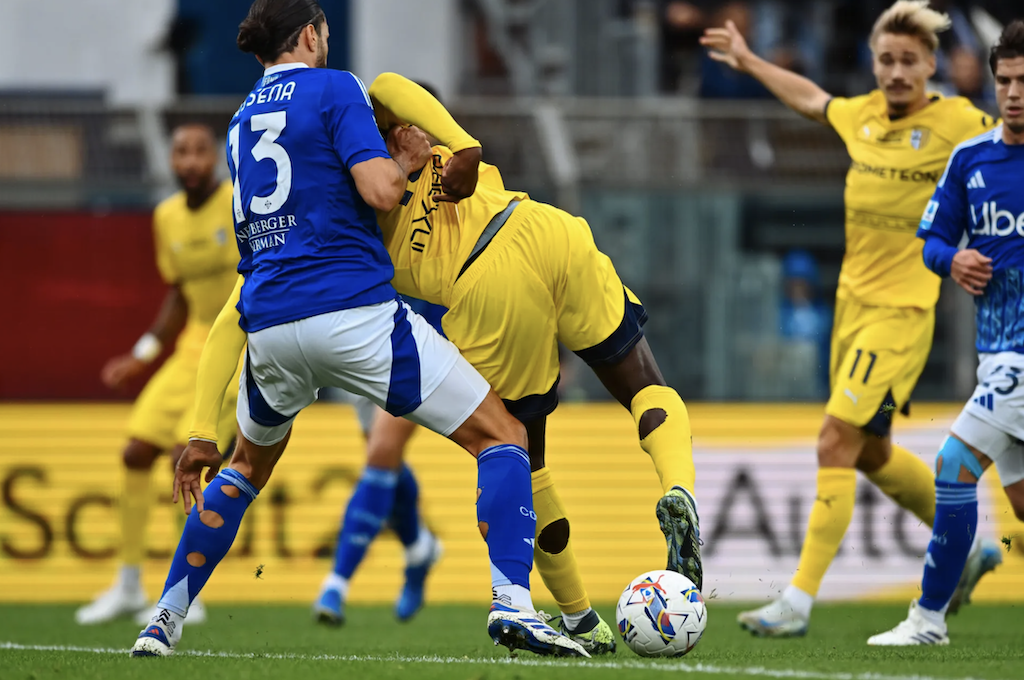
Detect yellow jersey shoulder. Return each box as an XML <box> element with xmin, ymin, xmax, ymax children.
<box><xmin>920</xmin><ymin>95</ymin><xmax>995</xmax><ymax>145</ymax></box>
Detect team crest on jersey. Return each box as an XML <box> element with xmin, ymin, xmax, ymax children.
<box><xmin>910</xmin><ymin>128</ymin><xmax>930</xmax><ymax>150</ymax></box>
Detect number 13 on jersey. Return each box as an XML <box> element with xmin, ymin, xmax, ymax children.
<box><xmin>229</xmin><ymin>111</ymin><xmax>293</xmax><ymax>224</ymax></box>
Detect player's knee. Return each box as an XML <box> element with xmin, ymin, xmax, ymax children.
<box><xmin>935</xmin><ymin>436</ymin><xmax>984</xmax><ymax>483</ymax></box>
<box><xmin>496</xmin><ymin>414</ymin><xmax>528</xmax><ymax>450</ymax></box>
<box><xmin>537</xmin><ymin>518</ymin><xmax>570</xmax><ymax>554</ymax></box>
<box><xmin>637</xmin><ymin>408</ymin><xmax>667</xmax><ymax>440</ymax></box>
<box><xmin>123</xmin><ymin>440</ymin><xmax>159</xmax><ymax>470</ymax></box>
<box><xmin>816</xmin><ymin>418</ymin><xmax>861</xmax><ymax>467</ymax></box>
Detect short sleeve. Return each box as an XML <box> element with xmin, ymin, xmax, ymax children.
<box><xmin>917</xmin><ymin>149</ymin><xmax>967</xmax><ymax>244</ymax></box>
<box><xmin>953</xmin><ymin>100</ymin><xmax>995</xmax><ymax>142</ymax></box>
<box><xmin>825</xmin><ymin>96</ymin><xmax>861</xmax><ymax>145</ymax></box>
<box><xmin>322</xmin><ymin>72</ymin><xmax>391</xmax><ymax>170</ymax></box>
<box><xmin>153</xmin><ymin>210</ymin><xmax>178</xmax><ymax>284</ymax></box>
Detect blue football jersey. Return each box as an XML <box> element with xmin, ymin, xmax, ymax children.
<box><xmin>918</xmin><ymin>125</ymin><xmax>1024</xmax><ymax>353</ymax></box>
<box><xmin>228</xmin><ymin>63</ymin><xmax>396</xmax><ymax>332</ymax></box>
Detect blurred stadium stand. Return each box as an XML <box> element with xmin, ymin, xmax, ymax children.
<box><xmin>1</xmin><ymin>0</ymin><xmax>1000</xmax><ymax>401</ymax></box>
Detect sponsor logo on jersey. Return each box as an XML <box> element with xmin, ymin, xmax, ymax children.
<box><xmin>970</xmin><ymin>202</ymin><xmax>1024</xmax><ymax>237</ymax></box>
<box><xmin>849</xmin><ymin>161</ymin><xmax>941</xmax><ymax>184</ymax></box>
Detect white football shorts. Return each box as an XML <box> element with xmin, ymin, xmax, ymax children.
<box><xmin>951</xmin><ymin>351</ymin><xmax>1024</xmax><ymax>486</ymax></box>
<box><xmin>237</xmin><ymin>298</ymin><xmax>489</xmax><ymax>446</ymax></box>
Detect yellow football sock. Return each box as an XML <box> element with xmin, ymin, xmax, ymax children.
<box><xmin>791</xmin><ymin>467</ymin><xmax>857</xmax><ymax>597</ymax></box>
<box><xmin>532</xmin><ymin>468</ymin><xmax>590</xmax><ymax>614</ymax></box>
<box><xmin>121</xmin><ymin>468</ymin><xmax>152</xmax><ymax>566</ymax></box>
<box><xmin>866</xmin><ymin>444</ymin><xmax>935</xmax><ymax>527</ymax></box>
<box><xmin>630</xmin><ymin>386</ymin><xmax>695</xmax><ymax>495</ymax></box>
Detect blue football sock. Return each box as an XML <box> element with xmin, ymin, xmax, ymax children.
<box><xmin>390</xmin><ymin>463</ymin><xmax>421</xmax><ymax>547</ymax></box>
<box><xmin>919</xmin><ymin>480</ymin><xmax>978</xmax><ymax>613</ymax></box>
<box><xmin>157</xmin><ymin>469</ymin><xmax>257</xmax><ymax>616</ymax></box>
<box><xmin>332</xmin><ymin>466</ymin><xmax>399</xmax><ymax>579</ymax></box>
<box><xmin>476</xmin><ymin>445</ymin><xmax>535</xmax><ymax>598</ymax></box>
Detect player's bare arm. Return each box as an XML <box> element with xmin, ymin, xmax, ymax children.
<box><xmin>351</xmin><ymin>127</ymin><xmax>432</xmax><ymax>211</ymax></box>
<box><xmin>951</xmin><ymin>249</ymin><xmax>993</xmax><ymax>296</ymax></box>
<box><xmin>700</xmin><ymin>19</ymin><xmax>830</xmax><ymax>124</ymax></box>
<box><xmin>101</xmin><ymin>284</ymin><xmax>188</xmax><ymax>390</ymax></box>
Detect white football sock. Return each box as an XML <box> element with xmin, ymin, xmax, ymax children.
<box><xmin>322</xmin><ymin>572</ymin><xmax>350</xmax><ymax>600</ymax></box>
<box><xmin>560</xmin><ymin>607</ymin><xmax>593</xmax><ymax>632</ymax></box>
<box><xmin>782</xmin><ymin>585</ymin><xmax>814</xmax><ymax>619</ymax></box>
<box><xmin>405</xmin><ymin>527</ymin><xmax>434</xmax><ymax>566</ymax></box>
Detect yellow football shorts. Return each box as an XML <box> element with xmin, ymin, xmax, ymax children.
<box><xmin>825</xmin><ymin>297</ymin><xmax>934</xmax><ymax>434</ymax></box>
<box><xmin>127</xmin><ymin>326</ymin><xmax>240</xmax><ymax>453</ymax></box>
<box><xmin>443</xmin><ymin>199</ymin><xmax>645</xmax><ymax>420</ymax></box>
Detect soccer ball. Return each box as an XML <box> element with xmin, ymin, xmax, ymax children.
<box><xmin>615</xmin><ymin>570</ymin><xmax>706</xmax><ymax>657</ymax></box>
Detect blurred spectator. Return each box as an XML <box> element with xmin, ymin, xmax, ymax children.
<box><xmin>779</xmin><ymin>250</ymin><xmax>832</xmax><ymax>395</ymax></box>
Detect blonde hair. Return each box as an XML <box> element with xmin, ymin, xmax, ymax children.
<box><xmin>870</xmin><ymin>1</ymin><xmax>951</xmax><ymax>53</ymax></box>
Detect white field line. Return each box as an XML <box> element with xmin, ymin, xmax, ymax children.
<box><xmin>0</xmin><ymin>641</ymin><xmax>1006</xmax><ymax>680</ymax></box>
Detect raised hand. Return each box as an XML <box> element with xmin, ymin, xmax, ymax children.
<box><xmin>699</xmin><ymin>20</ymin><xmax>753</xmax><ymax>73</ymax></box>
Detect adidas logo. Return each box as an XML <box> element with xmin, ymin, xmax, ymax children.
<box><xmin>973</xmin><ymin>393</ymin><xmax>994</xmax><ymax>411</ymax></box>
<box><xmin>967</xmin><ymin>169</ymin><xmax>986</xmax><ymax>189</ymax></box>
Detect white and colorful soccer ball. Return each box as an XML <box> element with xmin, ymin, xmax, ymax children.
<box><xmin>615</xmin><ymin>570</ymin><xmax>706</xmax><ymax>657</ymax></box>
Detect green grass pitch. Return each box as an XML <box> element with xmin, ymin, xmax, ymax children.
<box><xmin>1</xmin><ymin>603</ymin><xmax>1022</xmax><ymax>680</ymax></box>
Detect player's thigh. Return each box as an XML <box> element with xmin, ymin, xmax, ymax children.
<box><xmin>828</xmin><ymin>298</ymin><xmax>856</xmax><ymax>391</ymax></box>
<box><xmin>444</xmin><ymin>249</ymin><xmax>562</xmax><ymax>422</ymax></box>
<box><xmin>553</xmin><ymin>212</ymin><xmax>646</xmax><ymax>364</ymax></box>
<box><xmin>127</xmin><ymin>349</ymin><xmax>200</xmax><ymax>451</ymax></box>
<box><xmin>238</xmin><ymin>321</ymin><xmax>314</xmax><ymax>447</ymax></box>
<box><xmin>302</xmin><ymin>300</ymin><xmax>492</xmax><ymax>439</ymax></box>
<box><xmin>825</xmin><ymin>305</ymin><xmax>934</xmax><ymax>432</ymax></box>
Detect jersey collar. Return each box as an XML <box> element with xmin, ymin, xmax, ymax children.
<box><xmin>263</xmin><ymin>62</ymin><xmax>310</xmax><ymax>76</ymax></box>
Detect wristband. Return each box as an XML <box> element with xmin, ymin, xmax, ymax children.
<box><xmin>131</xmin><ymin>333</ymin><xmax>163</xmax><ymax>363</ymax></box>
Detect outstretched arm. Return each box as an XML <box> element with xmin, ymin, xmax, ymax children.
<box><xmin>369</xmin><ymin>73</ymin><xmax>482</xmax><ymax>202</ymax></box>
<box><xmin>700</xmin><ymin>20</ymin><xmax>831</xmax><ymax>124</ymax></box>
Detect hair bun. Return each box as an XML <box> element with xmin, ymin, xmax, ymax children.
<box><xmin>237</xmin><ymin>17</ymin><xmax>272</xmax><ymax>54</ymax></box>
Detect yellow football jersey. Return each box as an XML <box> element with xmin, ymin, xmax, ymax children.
<box><xmin>377</xmin><ymin>146</ymin><xmax>528</xmax><ymax>307</ymax></box>
<box><xmin>153</xmin><ymin>180</ymin><xmax>239</xmax><ymax>352</ymax></box>
<box><xmin>826</xmin><ymin>91</ymin><xmax>992</xmax><ymax>309</ymax></box>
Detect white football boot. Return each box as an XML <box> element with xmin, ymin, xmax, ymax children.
<box><xmin>737</xmin><ymin>598</ymin><xmax>809</xmax><ymax>637</ymax></box>
<box><xmin>134</xmin><ymin>596</ymin><xmax>207</xmax><ymax>626</ymax></box>
<box><xmin>487</xmin><ymin>603</ymin><xmax>590</xmax><ymax>657</ymax></box>
<box><xmin>75</xmin><ymin>580</ymin><xmax>148</xmax><ymax>625</ymax></box>
<box><xmin>867</xmin><ymin>601</ymin><xmax>949</xmax><ymax>646</ymax></box>
<box><xmin>130</xmin><ymin>608</ymin><xmax>183</xmax><ymax>657</ymax></box>
<box><xmin>948</xmin><ymin>538</ymin><xmax>1003</xmax><ymax>614</ymax></box>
